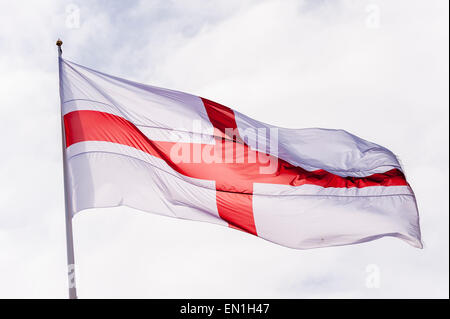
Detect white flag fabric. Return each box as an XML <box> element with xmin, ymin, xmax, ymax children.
<box><xmin>59</xmin><ymin>58</ymin><xmax>422</xmax><ymax>249</ymax></box>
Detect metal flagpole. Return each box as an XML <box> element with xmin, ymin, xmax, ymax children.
<box><xmin>57</xmin><ymin>39</ymin><xmax>78</xmax><ymax>299</ymax></box>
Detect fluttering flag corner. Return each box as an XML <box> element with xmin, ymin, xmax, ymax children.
<box><xmin>58</xmin><ymin>57</ymin><xmax>422</xmax><ymax>251</ymax></box>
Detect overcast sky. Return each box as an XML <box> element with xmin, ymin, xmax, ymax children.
<box><xmin>0</xmin><ymin>0</ymin><xmax>448</xmax><ymax>298</ymax></box>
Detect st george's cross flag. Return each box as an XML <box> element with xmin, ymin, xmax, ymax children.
<box><xmin>59</xmin><ymin>58</ymin><xmax>422</xmax><ymax>249</ymax></box>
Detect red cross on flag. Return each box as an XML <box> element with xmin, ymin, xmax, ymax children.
<box><xmin>59</xmin><ymin>58</ymin><xmax>422</xmax><ymax>249</ymax></box>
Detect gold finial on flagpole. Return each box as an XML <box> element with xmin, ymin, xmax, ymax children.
<box><xmin>56</xmin><ymin>38</ymin><xmax>63</xmax><ymax>57</ymax></box>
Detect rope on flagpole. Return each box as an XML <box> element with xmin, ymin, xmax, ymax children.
<box><xmin>57</xmin><ymin>38</ymin><xmax>78</xmax><ymax>299</ymax></box>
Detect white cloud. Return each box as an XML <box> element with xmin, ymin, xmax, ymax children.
<box><xmin>0</xmin><ymin>0</ymin><xmax>448</xmax><ymax>298</ymax></box>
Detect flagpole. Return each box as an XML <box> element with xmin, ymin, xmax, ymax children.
<box><xmin>57</xmin><ymin>39</ymin><xmax>78</xmax><ymax>299</ymax></box>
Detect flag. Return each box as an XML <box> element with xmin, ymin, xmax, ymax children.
<box><xmin>59</xmin><ymin>58</ymin><xmax>422</xmax><ymax>249</ymax></box>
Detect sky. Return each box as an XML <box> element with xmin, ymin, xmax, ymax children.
<box><xmin>0</xmin><ymin>0</ymin><xmax>448</xmax><ymax>298</ymax></box>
